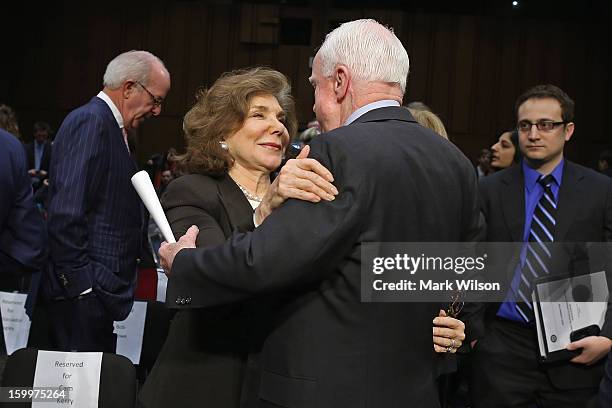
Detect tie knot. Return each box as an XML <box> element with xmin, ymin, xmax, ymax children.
<box><xmin>538</xmin><ymin>174</ymin><xmax>554</xmax><ymax>189</ymax></box>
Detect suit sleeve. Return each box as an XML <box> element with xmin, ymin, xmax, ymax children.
<box><xmin>0</xmin><ymin>137</ymin><xmax>45</xmax><ymax>273</ymax></box>
<box><xmin>0</xmin><ymin>143</ymin><xmax>16</xmax><ymax>230</ymax></box>
<box><xmin>161</xmin><ymin>179</ymin><xmax>227</xmax><ymax>248</ymax></box>
<box><xmin>162</xmin><ymin>178</ymin><xmax>235</xmax><ymax>308</ymax></box>
<box><xmin>170</xmin><ymin>138</ymin><xmax>366</xmax><ymax>308</ymax></box>
<box><xmin>47</xmin><ymin>112</ymin><xmax>110</xmax><ymax>297</ymax></box>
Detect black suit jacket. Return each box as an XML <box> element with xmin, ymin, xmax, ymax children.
<box><xmin>465</xmin><ymin>161</ymin><xmax>612</xmax><ymax>389</ymax></box>
<box><xmin>169</xmin><ymin>107</ymin><xmax>483</xmax><ymax>408</ymax></box>
<box><xmin>141</xmin><ymin>173</ymin><xmax>266</xmax><ymax>408</ymax></box>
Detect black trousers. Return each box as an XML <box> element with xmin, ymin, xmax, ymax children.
<box><xmin>46</xmin><ymin>294</ymin><xmax>117</xmax><ymax>353</ymax></box>
<box><xmin>469</xmin><ymin>317</ymin><xmax>598</xmax><ymax>408</ymax></box>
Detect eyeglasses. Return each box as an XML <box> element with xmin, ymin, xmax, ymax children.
<box><xmin>446</xmin><ymin>290</ymin><xmax>464</xmax><ymax>318</ymax></box>
<box><xmin>137</xmin><ymin>82</ymin><xmax>164</xmax><ymax>108</ymax></box>
<box><xmin>517</xmin><ymin>120</ymin><xmax>568</xmax><ymax>133</ymax></box>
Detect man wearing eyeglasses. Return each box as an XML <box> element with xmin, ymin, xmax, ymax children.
<box><xmin>465</xmin><ymin>84</ymin><xmax>612</xmax><ymax>407</ymax></box>
<box><xmin>44</xmin><ymin>50</ymin><xmax>171</xmax><ymax>352</ymax></box>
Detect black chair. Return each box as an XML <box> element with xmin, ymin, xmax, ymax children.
<box><xmin>1</xmin><ymin>348</ymin><xmax>137</xmax><ymax>408</ymax></box>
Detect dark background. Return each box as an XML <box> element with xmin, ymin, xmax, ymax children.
<box><xmin>1</xmin><ymin>0</ymin><xmax>610</xmax><ymax>167</ymax></box>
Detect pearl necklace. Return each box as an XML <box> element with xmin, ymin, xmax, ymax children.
<box><xmin>234</xmin><ymin>180</ymin><xmax>263</xmax><ymax>202</ymax></box>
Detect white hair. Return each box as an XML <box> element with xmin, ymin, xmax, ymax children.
<box><xmin>103</xmin><ymin>50</ymin><xmax>169</xmax><ymax>89</ymax></box>
<box><xmin>317</xmin><ymin>19</ymin><xmax>410</xmax><ymax>93</ymax></box>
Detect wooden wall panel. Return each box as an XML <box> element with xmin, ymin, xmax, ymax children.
<box><xmin>450</xmin><ymin>16</ymin><xmax>476</xmax><ymax>136</ymax></box>
<box><xmin>429</xmin><ymin>14</ymin><xmax>455</xmax><ymax>124</ymax></box>
<box><xmin>4</xmin><ymin>1</ymin><xmax>610</xmax><ymax>168</ymax></box>
<box><xmin>403</xmin><ymin>13</ymin><xmax>434</xmax><ymax>105</ymax></box>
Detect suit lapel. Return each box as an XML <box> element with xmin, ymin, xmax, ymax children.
<box><xmin>554</xmin><ymin>161</ymin><xmax>584</xmax><ymax>242</ymax></box>
<box><xmin>217</xmin><ymin>174</ymin><xmax>255</xmax><ymax>232</ymax></box>
<box><xmin>500</xmin><ymin>166</ymin><xmax>525</xmax><ymax>242</ymax></box>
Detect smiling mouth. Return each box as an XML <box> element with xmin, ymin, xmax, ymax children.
<box><xmin>259</xmin><ymin>143</ymin><xmax>282</xmax><ymax>150</ymax></box>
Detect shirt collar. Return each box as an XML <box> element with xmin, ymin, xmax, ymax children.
<box><xmin>97</xmin><ymin>91</ymin><xmax>124</xmax><ymax>129</ymax></box>
<box><xmin>343</xmin><ymin>100</ymin><xmax>401</xmax><ymax>126</ymax></box>
<box><xmin>522</xmin><ymin>158</ymin><xmax>564</xmax><ymax>193</ymax></box>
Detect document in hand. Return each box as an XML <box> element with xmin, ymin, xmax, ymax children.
<box><xmin>533</xmin><ymin>271</ymin><xmax>608</xmax><ymax>362</ymax></box>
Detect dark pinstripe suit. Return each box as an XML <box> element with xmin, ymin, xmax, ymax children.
<box><xmin>44</xmin><ymin>96</ymin><xmax>143</xmax><ymax>352</ymax></box>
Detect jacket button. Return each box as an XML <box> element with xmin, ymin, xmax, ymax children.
<box><xmin>185</xmin><ymin>297</ymin><xmax>192</xmax><ymax>304</ymax></box>
<box><xmin>175</xmin><ymin>297</ymin><xmax>183</xmax><ymax>305</ymax></box>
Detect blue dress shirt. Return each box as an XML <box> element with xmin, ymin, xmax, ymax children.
<box><xmin>497</xmin><ymin>159</ymin><xmax>564</xmax><ymax>322</ymax></box>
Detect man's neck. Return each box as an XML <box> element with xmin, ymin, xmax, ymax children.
<box><xmin>342</xmin><ymin>81</ymin><xmax>403</xmax><ymax>122</ymax></box>
<box><xmin>525</xmin><ymin>154</ymin><xmax>564</xmax><ymax>175</ymax></box>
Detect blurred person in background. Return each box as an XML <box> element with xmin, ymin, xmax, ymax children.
<box><xmin>408</xmin><ymin>108</ymin><xmax>449</xmax><ymax>139</ymax></box>
<box><xmin>24</xmin><ymin>121</ymin><xmax>53</xmax><ymax>191</ymax></box>
<box><xmin>0</xmin><ymin>104</ymin><xmax>20</xmax><ymax>139</ymax></box>
<box><xmin>490</xmin><ymin>129</ymin><xmax>521</xmax><ymax>170</ymax></box>
<box><xmin>598</xmin><ymin>149</ymin><xmax>612</xmax><ymax>177</ymax></box>
<box><xmin>476</xmin><ymin>148</ymin><xmax>493</xmax><ymax>178</ymax></box>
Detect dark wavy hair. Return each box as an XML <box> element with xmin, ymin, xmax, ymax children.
<box><xmin>178</xmin><ymin>67</ymin><xmax>297</xmax><ymax>176</ymax></box>
<box><xmin>507</xmin><ymin>129</ymin><xmax>522</xmax><ymax>163</ymax></box>
<box><xmin>0</xmin><ymin>104</ymin><xmax>20</xmax><ymax>138</ymax></box>
<box><xmin>515</xmin><ymin>84</ymin><xmax>575</xmax><ymax>122</ymax></box>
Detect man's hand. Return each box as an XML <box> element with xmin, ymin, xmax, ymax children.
<box><xmin>255</xmin><ymin>145</ymin><xmax>338</xmax><ymax>224</ymax></box>
<box><xmin>567</xmin><ymin>336</ymin><xmax>612</xmax><ymax>365</ymax></box>
<box><xmin>159</xmin><ymin>225</ymin><xmax>199</xmax><ymax>275</ymax></box>
<box><xmin>28</xmin><ymin>169</ymin><xmax>37</xmax><ymax>176</ymax></box>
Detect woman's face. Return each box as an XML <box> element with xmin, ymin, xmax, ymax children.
<box><xmin>225</xmin><ymin>94</ymin><xmax>289</xmax><ymax>173</ymax></box>
<box><xmin>490</xmin><ymin>132</ymin><xmax>516</xmax><ymax>169</ymax></box>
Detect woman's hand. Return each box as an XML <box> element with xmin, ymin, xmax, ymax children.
<box><xmin>433</xmin><ymin>309</ymin><xmax>465</xmax><ymax>353</ymax></box>
<box><xmin>255</xmin><ymin>145</ymin><xmax>338</xmax><ymax>224</ymax></box>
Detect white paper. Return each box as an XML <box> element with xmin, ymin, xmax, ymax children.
<box><xmin>156</xmin><ymin>268</ymin><xmax>168</xmax><ymax>302</ymax></box>
<box><xmin>32</xmin><ymin>350</ymin><xmax>102</xmax><ymax>408</ymax></box>
<box><xmin>0</xmin><ymin>291</ymin><xmax>31</xmax><ymax>355</ymax></box>
<box><xmin>114</xmin><ymin>301</ymin><xmax>148</xmax><ymax>364</ymax></box>
<box><xmin>533</xmin><ymin>291</ymin><xmax>546</xmax><ymax>358</ymax></box>
<box><xmin>131</xmin><ymin>170</ymin><xmax>176</xmax><ymax>243</ymax></box>
<box><xmin>536</xmin><ymin>271</ymin><xmax>608</xmax><ymax>354</ymax></box>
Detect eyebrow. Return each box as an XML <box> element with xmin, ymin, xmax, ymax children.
<box><xmin>250</xmin><ymin>105</ymin><xmax>270</xmax><ymax>111</ymax></box>
<box><xmin>250</xmin><ymin>105</ymin><xmax>285</xmax><ymax>117</ymax></box>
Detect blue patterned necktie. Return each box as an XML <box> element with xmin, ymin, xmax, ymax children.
<box><xmin>515</xmin><ymin>174</ymin><xmax>557</xmax><ymax>323</ymax></box>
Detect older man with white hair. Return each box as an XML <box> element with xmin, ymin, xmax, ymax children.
<box><xmin>45</xmin><ymin>50</ymin><xmax>171</xmax><ymax>352</ymax></box>
<box><xmin>160</xmin><ymin>19</ymin><xmax>481</xmax><ymax>407</ymax></box>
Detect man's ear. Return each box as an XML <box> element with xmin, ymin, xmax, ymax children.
<box><xmin>333</xmin><ymin>65</ymin><xmax>350</xmax><ymax>102</ymax></box>
<box><xmin>122</xmin><ymin>81</ymin><xmax>136</xmax><ymax>99</ymax></box>
<box><xmin>564</xmin><ymin>122</ymin><xmax>575</xmax><ymax>142</ymax></box>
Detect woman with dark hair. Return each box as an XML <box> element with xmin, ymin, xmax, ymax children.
<box><xmin>490</xmin><ymin>130</ymin><xmax>521</xmax><ymax>170</ymax></box>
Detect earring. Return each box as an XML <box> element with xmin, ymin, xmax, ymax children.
<box><xmin>219</xmin><ymin>141</ymin><xmax>228</xmax><ymax>151</ymax></box>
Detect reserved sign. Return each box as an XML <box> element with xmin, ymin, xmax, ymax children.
<box><xmin>0</xmin><ymin>291</ymin><xmax>31</xmax><ymax>355</ymax></box>
<box><xmin>32</xmin><ymin>350</ymin><xmax>102</xmax><ymax>407</ymax></box>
